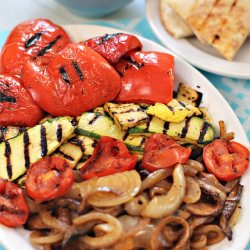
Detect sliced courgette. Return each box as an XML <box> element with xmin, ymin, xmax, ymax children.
<box><xmin>76</xmin><ymin>112</ymin><xmax>123</xmax><ymax>140</ymax></box>
<box><xmin>129</xmin><ymin>116</ymin><xmax>215</xmax><ymax>144</ymax></box>
<box><xmin>147</xmin><ymin>99</ymin><xmax>201</xmax><ymax>123</ymax></box>
<box><xmin>104</xmin><ymin>102</ymin><xmax>149</xmax><ymax>130</ymax></box>
<box><xmin>199</xmin><ymin>107</ymin><xmax>214</xmax><ymax>126</ymax></box>
<box><xmin>177</xmin><ymin>82</ymin><xmax>203</xmax><ymax>107</ymax></box>
<box><xmin>124</xmin><ymin>135</ymin><xmax>148</xmax><ymax>152</ymax></box>
<box><xmin>55</xmin><ymin>135</ymin><xmax>96</xmax><ymax>168</ymax></box>
<box><xmin>0</xmin><ymin>126</ymin><xmax>27</xmax><ymax>142</ymax></box>
<box><xmin>0</xmin><ymin>117</ymin><xmax>75</xmax><ymax>181</ymax></box>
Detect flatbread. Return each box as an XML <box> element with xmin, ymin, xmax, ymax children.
<box><xmin>160</xmin><ymin>0</ymin><xmax>193</xmax><ymax>38</ymax></box>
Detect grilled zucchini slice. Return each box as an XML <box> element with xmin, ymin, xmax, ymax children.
<box><xmin>55</xmin><ymin>135</ymin><xmax>96</xmax><ymax>168</ymax></box>
<box><xmin>147</xmin><ymin>99</ymin><xmax>201</xmax><ymax>123</ymax></box>
<box><xmin>177</xmin><ymin>83</ymin><xmax>202</xmax><ymax>107</ymax></box>
<box><xmin>0</xmin><ymin>117</ymin><xmax>75</xmax><ymax>181</ymax></box>
<box><xmin>0</xmin><ymin>126</ymin><xmax>26</xmax><ymax>142</ymax></box>
<box><xmin>104</xmin><ymin>102</ymin><xmax>149</xmax><ymax>130</ymax></box>
<box><xmin>124</xmin><ymin>135</ymin><xmax>148</xmax><ymax>152</ymax></box>
<box><xmin>199</xmin><ymin>107</ymin><xmax>214</xmax><ymax>126</ymax></box>
<box><xmin>129</xmin><ymin>116</ymin><xmax>215</xmax><ymax>144</ymax></box>
<box><xmin>76</xmin><ymin>112</ymin><xmax>123</xmax><ymax>140</ymax></box>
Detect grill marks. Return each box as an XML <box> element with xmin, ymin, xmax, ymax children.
<box><xmin>59</xmin><ymin>61</ymin><xmax>84</xmax><ymax>85</ymax></box>
<box><xmin>59</xmin><ymin>67</ymin><xmax>70</xmax><ymax>85</ymax></box>
<box><xmin>180</xmin><ymin>117</ymin><xmax>192</xmax><ymax>138</ymax></box>
<box><xmin>198</xmin><ymin>122</ymin><xmax>210</xmax><ymax>144</ymax></box>
<box><xmin>0</xmin><ymin>93</ymin><xmax>16</xmax><ymax>103</ymax></box>
<box><xmin>56</xmin><ymin>124</ymin><xmax>62</xmax><ymax>142</ymax></box>
<box><xmin>72</xmin><ymin>61</ymin><xmax>84</xmax><ymax>81</ymax></box>
<box><xmin>4</xmin><ymin>141</ymin><xmax>12</xmax><ymax>179</ymax></box>
<box><xmin>40</xmin><ymin>125</ymin><xmax>47</xmax><ymax>157</ymax></box>
<box><xmin>25</xmin><ymin>32</ymin><xmax>42</xmax><ymax>48</ymax></box>
<box><xmin>97</xmin><ymin>33</ymin><xmax>121</xmax><ymax>45</ymax></box>
<box><xmin>35</xmin><ymin>35</ymin><xmax>62</xmax><ymax>59</ymax></box>
<box><xmin>57</xmin><ymin>149</ymin><xmax>74</xmax><ymax>161</ymax></box>
<box><xmin>89</xmin><ymin>114</ymin><xmax>101</xmax><ymax>125</ymax></box>
<box><xmin>23</xmin><ymin>132</ymin><xmax>30</xmax><ymax>169</ymax></box>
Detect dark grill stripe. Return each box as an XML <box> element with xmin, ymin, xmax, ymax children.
<box><xmin>145</xmin><ymin>116</ymin><xmax>152</xmax><ymax>132</ymax></box>
<box><xmin>178</xmin><ymin>101</ymin><xmax>186</xmax><ymax>108</ymax></box>
<box><xmin>70</xmin><ymin>138</ymin><xmax>85</xmax><ymax>152</ymax></box>
<box><xmin>4</xmin><ymin>141</ymin><xmax>12</xmax><ymax>179</ymax></box>
<box><xmin>89</xmin><ymin>114</ymin><xmax>101</xmax><ymax>125</ymax></box>
<box><xmin>0</xmin><ymin>127</ymin><xmax>7</xmax><ymax>141</ymax></box>
<box><xmin>40</xmin><ymin>125</ymin><xmax>47</xmax><ymax>157</ymax></box>
<box><xmin>23</xmin><ymin>132</ymin><xmax>30</xmax><ymax>169</ymax></box>
<box><xmin>35</xmin><ymin>35</ymin><xmax>61</xmax><ymax>58</ymax></box>
<box><xmin>97</xmin><ymin>33</ymin><xmax>121</xmax><ymax>45</ymax></box>
<box><xmin>56</xmin><ymin>124</ymin><xmax>62</xmax><ymax>142</ymax></box>
<box><xmin>180</xmin><ymin>117</ymin><xmax>192</xmax><ymax>138</ymax></box>
<box><xmin>197</xmin><ymin>122</ymin><xmax>210</xmax><ymax>144</ymax></box>
<box><xmin>140</xmin><ymin>137</ymin><xmax>146</xmax><ymax>147</ymax></box>
<box><xmin>57</xmin><ymin>150</ymin><xmax>74</xmax><ymax>161</ymax></box>
<box><xmin>25</xmin><ymin>32</ymin><xmax>42</xmax><ymax>48</ymax></box>
<box><xmin>0</xmin><ymin>93</ymin><xmax>16</xmax><ymax>103</ymax></box>
<box><xmin>59</xmin><ymin>67</ymin><xmax>70</xmax><ymax>85</ymax></box>
<box><xmin>166</xmin><ymin>105</ymin><xmax>174</xmax><ymax>111</ymax></box>
<box><xmin>163</xmin><ymin>121</ymin><xmax>169</xmax><ymax>134</ymax></box>
<box><xmin>72</xmin><ymin>61</ymin><xmax>84</xmax><ymax>81</ymax></box>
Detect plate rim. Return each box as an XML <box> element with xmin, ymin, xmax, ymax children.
<box><xmin>0</xmin><ymin>24</ymin><xmax>249</xmax><ymax>250</ymax></box>
<box><xmin>146</xmin><ymin>0</ymin><xmax>250</xmax><ymax>79</ymax></box>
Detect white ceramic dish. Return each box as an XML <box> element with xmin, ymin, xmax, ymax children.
<box><xmin>146</xmin><ymin>0</ymin><xmax>250</xmax><ymax>79</ymax></box>
<box><xmin>0</xmin><ymin>24</ymin><xmax>249</xmax><ymax>250</ymax></box>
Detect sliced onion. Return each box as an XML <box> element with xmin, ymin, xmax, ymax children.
<box><xmin>124</xmin><ymin>193</ymin><xmax>149</xmax><ymax>216</ymax></box>
<box><xmin>87</xmin><ymin>170</ymin><xmax>141</xmax><ymax>207</ymax></box>
<box><xmin>190</xmin><ymin>234</ymin><xmax>207</xmax><ymax>249</ymax></box>
<box><xmin>139</xmin><ymin>168</ymin><xmax>173</xmax><ymax>193</ymax></box>
<box><xmin>185</xmin><ymin>159</ymin><xmax>204</xmax><ymax>172</ymax></box>
<box><xmin>151</xmin><ymin>216</ymin><xmax>190</xmax><ymax>250</ymax></box>
<box><xmin>141</xmin><ymin>164</ymin><xmax>185</xmax><ymax>218</ymax></box>
<box><xmin>73</xmin><ymin>212</ymin><xmax>123</xmax><ymax>248</ymax></box>
<box><xmin>194</xmin><ymin>224</ymin><xmax>225</xmax><ymax>245</ymax></box>
<box><xmin>30</xmin><ymin>230</ymin><xmax>64</xmax><ymax>245</ymax></box>
<box><xmin>183</xmin><ymin>176</ymin><xmax>201</xmax><ymax>204</ymax></box>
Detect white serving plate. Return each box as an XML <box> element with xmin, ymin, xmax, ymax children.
<box><xmin>0</xmin><ymin>24</ymin><xmax>249</xmax><ymax>250</ymax></box>
<box><xmin>146</xmin><ymin>0</ymin><xmax>250</xmax><ymax>79</ymax></box>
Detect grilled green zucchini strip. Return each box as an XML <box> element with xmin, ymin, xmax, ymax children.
<box><xmin>124</xmin><ymin>135</ymin><xmax>147</xmax><ymax>152</ymax></box>
<box><xmin>55</xmin><ymin>135</ymin><xmax>96</xmax><ymax>168</ymax></box>
<box><xmin>129</xmin><ymin>116</ymin><xmax>215</xmax><ymax>145</ymax></box>
<box><xmin>0</xmin><ymin>117</ymin><xmax>75</xmax><ymax>181</ymax></box>
<box><xmin>177</xmin><ymin>82</ymin><xmax>203</xmax><ymax>107</ymax></box>
<box><xmin>0</xmin><ymin>126</ymin><xmax>26</xmax><ymax>142</ymax></box>
<box><xmin>104</xmin><ymin>102</ymin><xmax>149</xmax><ymax>130</ymax></box>
<box><xmin>76</xmin><ymin>112</ymin><xmax>123</xmax><ymax>140</ymax></box>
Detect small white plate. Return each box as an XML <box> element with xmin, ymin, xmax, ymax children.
<box><xmin>146</xmin><ymin>0</ymin><xmax>250</xmax><ymax>79</ymax></box>
<box><xmin>0</xmin><ymin>24</ymin><xmax>249</xmax><ymax>250</ymax></box>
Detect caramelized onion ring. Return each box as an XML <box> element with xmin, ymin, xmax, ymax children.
<box><xmin>125</xmin><ymin>193</ymin><xmax>149</xmax><ymax>216</ymax></box>
<box><xmin>190</xmin><ymin>234</ymin><xmax>207</xmax><ymax>249</ymax></box>
<box><xmin>141</xmin><ymin>164</ymin><xmax>185</xmax><ymax>218</ymax></box>
<box><xmin>73</xmin><ymin>212</ymin><xmax>123</xmax><ymax>248</ymax></box>
<box><xmin>151</xmin><ymin>216</ymin><xmax>190</xmax><ymax>250</ymax></box>
<box><xmin>183</xmin><ymin>176</ymin><xmax>201</xmax><ymax>204</ymax></box>
<box><xmin>30</xmin><ymin>231</ymin><xmax>64</xmax><ymax>245</ymax></box>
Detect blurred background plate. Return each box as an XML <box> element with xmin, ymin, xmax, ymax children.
<box><xmin>146</xmin><ymin>0</ymin><xmax>250</xmax><ymax>79</ymax></box>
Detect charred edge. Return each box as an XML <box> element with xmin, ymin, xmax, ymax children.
<box><xmin>88</xmin><ymin>114</ymin><xmax>101</xmax><ymax>125</ymax></box>
<box><xmin>197</xmin><ymin>122</ymin><xmax>210</xmax><ymax>144</ymax></box>
<box><xmin>72</xmin><ymin>61</ymin><xmax>84</xmax><ymax>81</ymax></box>
<box><xmin>97</xmin><ymin>33</ymin><xmax>122</xmax><ymax>45</ymax></box>
<box><xmin>125</xmin><ymin>58</ymin><xmax>143</xmax><ymax>70</ymax></box>
<box><xmin>71</xmin><ymin>118</ymin><xmax>78</xmax><ymax>127</ymax></box>
<box><xmin>178</xmin><ymin>101</ymin><xmax>186</xmax><ymax>108</ymax></box>
<box><xmin>25</xmin><ymin>32</ymin><xmax>42</xmax><ymax>48</ymax></box>
<box><xmin>180</xmin><ymin>117</ymin><xmax>192</xmax><ymax>138</ymax></box>
<box><xmin>56</xmin><ymin>124</ymin><xmax>62</xmax><ymax>142</ymax></box>
<box><xmin>23</xmin><ymin>132</ymin><xmax>30</xmax><ymax>169</ymax></box>
<box><xmin>40</xmin><ymin>125</ymin><xmax>47</xmax><ymax>157</ymax></box>
<box><xmin>57</xmin><ymin>150</ymin><xmax>74</xmax><ymax>161</ymax></box>
<box><xmin>5</xmin><ymin>141</ymin><xmax>12</xmax><ymax>179</ymax></box>
<box><xmin>35</xmin><ymin>35</ymin><xmax>62</xmax><ymax>58</ymax></box>
<box><xmin>0</xmin><ymin>93</ymin><xmax>16</xmax><ymax>103</ymax></box>
<box><xmin>195</xmin><ymin>92</ymin><xmax>203</xmax><ymax>107</ymax></box>
<box><xmin>70</xmin><ymin>138</ymin><xmax>85</xmax><ymax>152</ymax></box>
<box><xmin>145</xmin><ymin>116</ymin><xmax>152</xmax><ymax>132</ymax></box>
<box><xmin>59</xmin><ymin>67</ymin><xmax>70</xmax><ymax>85</ymax></box>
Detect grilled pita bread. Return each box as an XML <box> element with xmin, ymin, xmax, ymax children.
<box><xmin>165</xmin><ymin>0</ymin><xmax>250</xmax><ymax>60</ymax></box>
<box><xmin>160</xmin><ymin>0</ymin><xmax>193</xmax><ymax>38</ymax></box>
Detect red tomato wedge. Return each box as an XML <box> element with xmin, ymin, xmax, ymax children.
<box><xmin>21</xmin><ymin>43</ymin><xmax>121</xmax><ymax>116</ymax></box>
<box><xmin>203</xmin><ymin>139</ymin><xmax>250</xmax><ymax>181</ymax></box>
<box><xmin>0</xmin><ymin>74</ymin><xmax>44</xmax><ymax>127</ymax></box>
<box><xmin>0</xmin><ymin>18</ymin><xmax>71</xmax><ymax>76</ymax></box>
<box><xmin>0</xmin><ymin>179</ymin><xmax>29</xmax><ymax>227</ymax></box>
<box><xmin>83</xmin><ymin>33</ymin><xmax>142</xmax><ymax>63</ymax></box>
<box><xmin>115</xmin><ymin>51</ymin><xmax>174</xmax><ymax>104</ymax></box>
<box><xmin>26</xmin><ymin>156</ymin><xmax>74</xmax><ymax>202</ymax></box>
<box><xmin>80</xmin><ymin>136</ymin><xmax>138</xmax><ymax>179</ymax></box>
<box><xmin>141</xmin><ymin>134</ymin><xmax>191</xmax><ymax>172</ymax></box>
